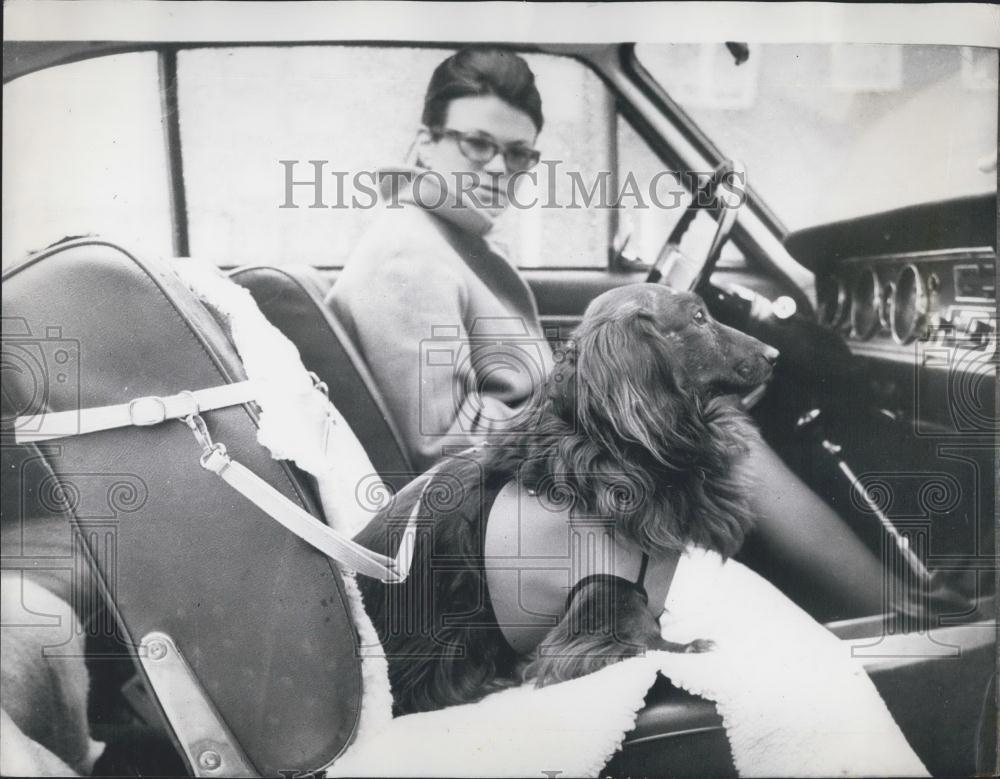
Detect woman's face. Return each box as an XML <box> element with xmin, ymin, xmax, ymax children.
<box><xmin>417</xmin><ymin>94</ymin><xmax>538</xmax><ymax>210</ymax></box>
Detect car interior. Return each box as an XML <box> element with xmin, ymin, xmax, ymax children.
<box><xmin>2</xmin><ymin>38</ymin><xmax>996</xmax><ymax>777</ymax></box>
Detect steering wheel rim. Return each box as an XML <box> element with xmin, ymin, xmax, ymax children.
<box><xmin>646</xmin><ymin>159</ymin><xmax>746</xmax><ymax>291</ymax></box>
<box><xmin>645</xmin><ymin>160</ymin><xmax>768</xmax><ymax>410</ymax></box>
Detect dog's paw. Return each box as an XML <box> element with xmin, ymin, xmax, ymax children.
<box><xmin>684</xmin><ymin>638</ymin><xmax>715</xmax><ymax>653</ymax></box>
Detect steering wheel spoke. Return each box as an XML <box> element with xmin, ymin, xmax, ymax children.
<box><xmin>646</xmin><ymin>159</ymin><xmax>746</xmax><ymax>292</ymax></box>
<box><xmin>645</xmin><ymin>161</ymin><xmax>767</xmax><ymax>408</ymax></box>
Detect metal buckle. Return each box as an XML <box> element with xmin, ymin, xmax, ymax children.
<box><xmin>307</xmin><ymin>370</ymin><xmax>329</xmax><ymax>398</ymax></box>
<box><xmin>184</xmin><ymin>413</ymin><xmax>215</xmax><ymax>451</ymax></box>
<box><xmin>199</xmin><ymin>443</ymin><xmax>230</xmax><ymax>474</ymax></box>
<box><xmin>128</xmin><ymin>396</ymin><xmax>168</xmax><ymax>426</ymax></box>
<box><xmin>182</xmin><ymin>414</ymin><xmax>230</xmax><ymax>474</ymax></box>
<box><xmin>176</xmin><ymin>390</ymin><xmax>201</xmax><ymax>419</ymax></box>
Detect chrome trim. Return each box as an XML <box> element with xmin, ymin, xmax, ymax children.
<box><xmin>890</xmin><ymin>263</ymin><xmax>929</xmax><ymax>345</ymax></box>
<box><xmin>839</xmin><ymin>246</ymin><xmax>995</xmax><ymax>265</ymax></box>
<box><xmin>954</xmin><ymin>261</ymin><xmax>997</xmax><ymax>303</ymax></box>
<box><xmin>850</xmin><ymin>267</ymin><xmax>881</xmax><ymax>340</ymax></box>
<box><xmin>623</xmin><ymin>723</ymin><xmax>725</xmax><ymax>747</ymax></box>
<box><xmin>878</xmin><ymin>279</ymin><xmax>896</xmax><ymax>331</ymax></box>
<box><xmin>818</xmin><ymin>274</ymin><xmax>849</xmax><ymax>328</ymax></box>
<box><xmin>848</xmin><ymin>620</ymin><xmax>995</xmax><ymax>672</ymax></box>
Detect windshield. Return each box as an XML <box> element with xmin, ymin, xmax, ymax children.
<box><xmin>636</xmin><ymin>43</ymin><xmax>998</xmax><ymax>232</ymax></box>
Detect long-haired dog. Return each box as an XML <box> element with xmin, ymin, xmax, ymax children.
<box><xmin>355</xmin><ymin>283</ymin><xmax>779</xmax><ymax>714</ymax></box>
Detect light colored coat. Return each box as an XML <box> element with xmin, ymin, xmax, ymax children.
<box><xmin>329</xmin><ymin>201</ymin><xmax>553</xmax><ymax>470</ymax></box>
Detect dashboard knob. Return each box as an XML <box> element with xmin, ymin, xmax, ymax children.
<box><xmin>930</xmin><ymin>314</ymin><xmax>955</xmax><ymax>344</ymax></box>
<box><xmin>772</xmin><ymin>296</ymin><xmax>797</xmax><ymax>320</ymax></box>
<box><xmin>965</xmin><ymin>318</ymin><xmax>993</xmax><ymax>349</ymax></box>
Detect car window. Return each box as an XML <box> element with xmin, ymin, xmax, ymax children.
<box><xmin>614</xmin><ymin>116</ymin><xmax>746</xmax><ymax>269</ymax></box>
<box><xmin>2</xmin><ymin>53</ymin><xmax>175</xmax><ymax>267</ymax></box>
<box><xmin>178</xmin><ymin>46</ymin><xmax>615</xmax><ymax>269</ymax></box>
<box><xmin>636</xmin><ymin>43</ymin><xmax>999</xmax><ymax>231</ymax></box>
<box><xmin>2</xmin><ymin>45</ymin><xmax>745</xmax><ymax>274</ymax></box>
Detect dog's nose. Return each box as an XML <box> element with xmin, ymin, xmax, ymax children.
<box><xmin>762</xmin><ymin>346</ymin><xmax>780</xmax><ymax>366</ymax></box>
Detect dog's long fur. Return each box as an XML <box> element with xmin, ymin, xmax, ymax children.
<box><xmin>356</xmin><ymin>284</ymin><xmax>778</xmax><ymax>715</ymax></box>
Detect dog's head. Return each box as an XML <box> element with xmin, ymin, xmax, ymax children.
<box><xmin>506</xmin><ymin>283</ymin><xmax>768</xmax><ymax>556</ymax></box>
<box><xmin>548</xmin><ymin>283</ymin><xmax>778</xmax><ymax>471</ymax></box>
<box><xmin>579</xmin><ymin>283</ymin><xmax>779</xmax><ymax>397</ymax></box>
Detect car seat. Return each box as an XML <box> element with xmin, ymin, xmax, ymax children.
<box><xmin>228</xmin><ymin>264</ymin><xmax>412</xmax><ymax>490</ymax></box>
<box><xmin>0</xmin><ymin>241</ymin><xmax>745</xmax><ymax>776</ymax></box>
<box><xmin>2</xmin><ymin>239</ymin><xmax>363</xmax><ymax>776</ymax></box>
<box><xmin>4</xmin><ymin>242</ymin><xmax>989</xmax><ymax>778</ymax></box>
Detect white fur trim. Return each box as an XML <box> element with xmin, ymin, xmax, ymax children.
<box><xmin>172</xmin><ymin>258</ymin><xmax>387</xmax><ymax>537</ymax></box>
<box><xmin>327</xmin><ymin>550</ymin><xmax>928</xmax><ymax>778</ymax></box>
<box><xmin>170</xmin><ymin>259</ymin><xmax>395</xmax><ymax>746</ymax></box>
<box><xmin>655</xmin><ymin>549</ymin><xmax>928</xmax><ymax>777</ymax></box>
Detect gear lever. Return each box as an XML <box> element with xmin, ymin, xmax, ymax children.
<box><xmin>795</xmin><ymin>408</ymin><xmax>931</xmax><ymax>583</ymax></box>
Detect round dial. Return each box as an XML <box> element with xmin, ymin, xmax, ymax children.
<box><xmin>890</xmin><ymin>264</ymin><xmax>929</xmax><ymax>344</ymax></box>
<box><xmin>817</xmin><ymin>274</ymin><xmax>848</xmax><ymax>328</ymax></box>
<box><xmin>850</xmin><ymin>268</ymin><xmax>881</xmax><ymax>340</ymax></box>
<box><xmin>878</xmin><ymin>280</ymin><xmax>895</xmax><ymax>330</ymax></box>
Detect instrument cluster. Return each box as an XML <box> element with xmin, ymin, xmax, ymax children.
<box><xmin>816</xmin><ymin>248</ymin><xmax>996</xmax><ymax>354</ymax></box>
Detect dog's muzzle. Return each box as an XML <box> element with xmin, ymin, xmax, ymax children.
<box><xmin>736</xmin><ymin>346</ymin><xmax>779</xmax><ymax>384</ymax></box>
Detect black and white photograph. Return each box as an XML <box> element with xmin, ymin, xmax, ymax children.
<box><xmin>2</xmin><ymin>2</ymin><xmax>997</xmax><ymax>777</ymax></box>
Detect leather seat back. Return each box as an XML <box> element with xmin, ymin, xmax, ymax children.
<box><xmin>2</xmin><ymin>240</ymin><xmax>362</xmax><ymax>776</ymax></box>
<box><xmin>229</xmin><ymin>265</ymin><xmax>413</xmax><ymax>489</ymax></box>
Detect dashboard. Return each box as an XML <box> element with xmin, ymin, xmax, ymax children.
<box><xmin>783</xmin><ymin>195</ymin><xmax>996</xmax><ymax>433</ymax></box>
<box><xmin>785</xmin><ymin>195</ymin><xmax>997</xmax><ymax>370</ymax></box>
<box><xmin>815</xmin><ymin>247</ymin><xmax>996</xmax><ymax>365</ymax></box>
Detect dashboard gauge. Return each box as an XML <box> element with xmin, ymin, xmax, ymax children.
<box><xmin>850</xmin><ymin>268</ymin><xmax>881</xmax><ymax>340</ymax></box>
<box><xmin>890</xmin><ymin>264</ymin><xmax>929</xmax><ymax>344</ymax></box>
<box><xmin>816</xmin><ymin>274</ymin><xmax>848</xmax><ymax>327</ymax></box>
<box><xmin>878</xmin><ymin>280</ymin><xmax>895</xmax><ymax>330</ymax></box>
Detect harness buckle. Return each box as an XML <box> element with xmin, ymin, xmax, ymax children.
<box><xmin>182</xmin><ymin>413</ymin><xmax>229</xmax><ymax>473</ymax></box>
<box><xmin>128</xmin><ymin>396</ymin><xmax>168</xmax><ymax>426</ymax></box>
<box><xmin>200</xmin><ymin>443</ymin><xmax>230</xmax><ymax>474</ymax></box>
<box><xmin>307</xmin><ymin>371</ymin><xmax>329</xmax><ymax>398</ymax></box>
<box><xmin>183</xmin><ymin>413</ymin><xmax>215</xmax><ymax>452</ymax></box>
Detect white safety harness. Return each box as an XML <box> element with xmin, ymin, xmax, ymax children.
<box><xmin>15</xmin><ymin>374</ymin><xmax>420</xmax><ymax>583</ymax></box>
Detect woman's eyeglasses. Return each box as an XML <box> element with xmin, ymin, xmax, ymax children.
<box><xmin>430</xmin><ymin>127</ymin><xmax>541</xmax><ymax>173</ymax></box>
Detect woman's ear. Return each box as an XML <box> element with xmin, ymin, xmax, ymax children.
<box><xmin>411</xmin><ymin>126</ymin><xmax>435</xmax><ymax>169</ymax></box>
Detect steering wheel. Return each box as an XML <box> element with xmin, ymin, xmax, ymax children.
<box><xmin>646</xmin><ymin>159</ymin><xmax>746</xmax><ymax>291</ymax></box>
<box><xmin>645</xmin><ymin>160</ymin><xmax>769</xmax><ymax>409</ymax></box>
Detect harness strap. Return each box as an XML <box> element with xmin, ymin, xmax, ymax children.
<box><xmin>14</xmin><ymin>381</ymin><xmax>259</xmax><ymax>444</ymax></box>
<box><xmin>199</xmin><ymin>443</ymin><xmax>415</xmax><ymax>582</ymax></box>
<box><xmin>13</xmin><ymin>381</ymin><xmax>421</xmax><ymax>583</ymax></box>
<box><xmin>636</xmin><ymin>552</ymin><xmax>650</xmax><ymax>589</ymax></box>
<box><xmin>563</xmin><ymin>553</ymin><xmax>653</xmax><ymax>611</ymax></box>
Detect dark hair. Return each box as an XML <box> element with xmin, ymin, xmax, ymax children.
<box><xmin>422</xmin><ymin>47</ymin><xmax>544</xmax><ymax>133</ymax></box>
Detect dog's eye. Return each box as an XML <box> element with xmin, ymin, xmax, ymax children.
<box><xmin>693</xmin><ymin>309</ymin><xmax>707</xmax><ymax>324</ymax></box>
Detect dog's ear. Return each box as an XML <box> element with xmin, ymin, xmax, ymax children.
<box><xmin>574</xmin><ymin>311</ymin><xmax>698</xmax><ymax>471</ymax></box>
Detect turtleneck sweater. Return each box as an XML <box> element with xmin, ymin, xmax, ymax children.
<box><xmin>328</xmin><ymin>170</ymin><xmax>554</xmax><ymax>471</ymax></box>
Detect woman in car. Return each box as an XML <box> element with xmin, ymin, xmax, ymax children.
<box><xmin>329</xmin><ymin>46</ymin><xmax>891</xmax><ymax>617</ymax></box>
